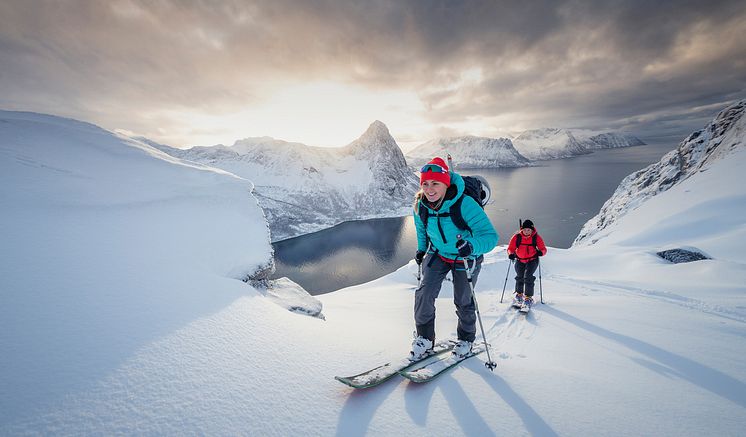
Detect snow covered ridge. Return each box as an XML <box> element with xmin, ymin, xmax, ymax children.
<box><xmin>574</xmin><ymin>99</ymin><xmax>746</xmax><ymax>246</ymax></box>
<box><xmin>511</xmin><ymin>128</ymin><xmax>589</xmax><ymax>161</ymax></box>
<box><xmin>153</xmin><ymin>121</ymin><xmax>419</xmax><ymax>241</ymax></box>
<box><xmin>406</xmin><ymin>135</ymin><xmax>531</xmax><ymax>168</ymax></box>
<box><xmin>0</xmin><ymin>109</ymin><xmax>273</xmax><ymax>280</ymax></box>
<box><xmin>584</xmin><ymin>132</ymin><xmax>646</xmax><ymax>149</ymax></box>
<box><xmin>406</xmin><ymin>129</ymin><xmax>645</xmax><ymax>167</ymax></box>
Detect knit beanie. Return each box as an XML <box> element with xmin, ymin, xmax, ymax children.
<box><xmin>521</xmin><ymin>219</ymin><xmax>535</xmax><ymax>229</ymax></box>
<box><xmin>420</xmin><ymin>157</ymin><xmax>451</xmax><ymax>187</ymax></box>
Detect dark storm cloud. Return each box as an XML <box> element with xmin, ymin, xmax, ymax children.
<box><xmin>0</xmin><ymin>0</ymin><xmax>744</xmax><ymax>144</ymax></box>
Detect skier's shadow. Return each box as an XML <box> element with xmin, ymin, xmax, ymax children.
<box><xmin>435</xmin><ymin>374</ymin><xmax>496</xmax><ymax>435</ymax></box>
<box><xmin>466</xmin><ymin>367</ymin><xmax>559</xmax><ymax>437</ymax></box>
<box><xmin>543</xmin><ymin>305</ymin><xmax>746</xmax><ymax>408</ymax></box>
<box><xmin>402</xmin><ymin>368</ymin><xmax>494</xmax><ymax>436</ymax></box>
<box><xmin>335</xmin><ymin>379</ymin><xmax>400</xmax><ymax>437</ymax></box>
<box><xmin>402</xmin><ymin>376</ymin><xmax>438</xmax><ymax>426</ymax></box>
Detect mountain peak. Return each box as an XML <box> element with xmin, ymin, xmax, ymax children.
<box><xmin>347</xmin><ymin>120</ymin><xmax>398</xmax><ymax>153</ymax></box>
<box><xmin>361</xmin><ymin>120</ymin><xmax>391</xmax><ymax>139</ymax></box>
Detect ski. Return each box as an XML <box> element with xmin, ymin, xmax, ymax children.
<box><xmin>398</xmin><ymin>343</ymin><xmax>487</xmax><ymax>383</ymax></box>
<box><xmin>334</xmin><ymin>340</ymin><xmax>455</xmax><ymax>389</ymax></box>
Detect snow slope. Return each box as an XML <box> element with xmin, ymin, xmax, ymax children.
<box><xmin>0</xmin><ymin>110</ymin><xmax>275</xmax><ymax>428</ymax></box>
<box><xmin>153</xmin><ymin>121</ymin><xmax>419</xmax><ymax>241</ymax></box>
<box><xmin>1</xmin><ymin>107</ymin><xmax>744</xmax><ymax>436</ymax></box>
<box><xmin>406</xmin><ymin>135</ymin><xmax>531</xmax><ymax>169</ymax></box>
<box><xmin>575</xmin><ymin>100</ymin><xmax>746</xmax><ymax>245</ymax></box>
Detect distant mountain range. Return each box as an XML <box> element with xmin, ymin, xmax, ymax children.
<box><xmin>406</xmin><ymin>129</ymin><xmax>645</xmax><ymax>167</ymax></box>
<box><xmin>406</xmin><ymin>136</ymin><xmax>530</xmax><ymax>169</ymax></box>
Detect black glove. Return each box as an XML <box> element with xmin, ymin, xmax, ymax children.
<box><xmin>508</xmin><ymin>253</ymin><xmax>516</xmax><ymax>261</ymax></box>
<box><xmin>456</xmin><ymin>239</ymin><xmax>473</xmax><ymax>257</ymax></box>
<box><xmin>415</xmin><ymin>250</ymin><xmax>426</xmax><ymax>265</ymax></box>
<box><xmin>536</xmin><ymin>250</ymin><xmax>543</xmax><ymax>257</ymax></box>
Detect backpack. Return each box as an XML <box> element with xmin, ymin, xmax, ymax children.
<box><xmin>418</xmin><ymin>175</ymin><xmax>490</xmax><ymax>238</ymax></box>
<box><xmin>515</xmin><ymin>232</ymin><xmax>538</xmax><ymax>252</ymax></box>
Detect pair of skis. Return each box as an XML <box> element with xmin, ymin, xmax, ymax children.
<box><xmin>334</xmin><ymin>340</ymin><xmax>486</xmax><ymax>389</ymax></box>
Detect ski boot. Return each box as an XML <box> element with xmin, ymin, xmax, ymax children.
<box><xmin>452</xmin><ymin>340</ymin><xmax>473</xmax><ymax>358</ymax></box>
<box><xmin>410</xmin><ymin>336</ymin><xmax>434</xmax><ymax>360</ymax></box>
<box><xmin>512</xmin><ymin>292</ymin><xmax>524</xmax><ymax>308</ymax></box>
<box><xmin>520</xmin><ymin>296</ymin><xmax>534</xmax><ymax>313</ymax></box>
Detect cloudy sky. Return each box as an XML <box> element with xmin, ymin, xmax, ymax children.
<box><xmin>1</xmin><ymin>0</ymin><xmax>745</xmax><ymax>148</ymax></box>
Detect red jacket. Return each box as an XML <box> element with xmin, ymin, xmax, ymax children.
<box><xmin>507</xmin><ymin>230</ymin><xmax>547</xmax><ymax>263</ymax></box>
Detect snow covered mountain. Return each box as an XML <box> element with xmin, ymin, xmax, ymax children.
<box><xmin>154</xmin><ymin>121</ymin><xmax>419</xmax><ymax>241</ymax></box>
<box><xmin>405</xmin><ymin>135</ymin><xmax>531</xmax><ymax>169</ymax></box>
<box><xmin>585</xmin><ymin>131</ymin><xmax>646</xmax><ymax>149</ymax></box>
<box><xmin>511</xmin><ymin>128</ymin><xmax>591</xmax><ymax>160</ymax></box>
<box><xmin>511</xmin><ymin>128</ymin><xmax>645</xmax><ymax>160</ymax></box>
<box><xmin>575</xmin><ymin>99</ymin><xmax>746</xmax><ymax>246</ymax></box>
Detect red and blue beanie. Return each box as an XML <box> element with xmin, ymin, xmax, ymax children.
<box><xmin>420</xmin><ymin>157</ymin><xmax>451</xmax><ymax>186</ymax></box>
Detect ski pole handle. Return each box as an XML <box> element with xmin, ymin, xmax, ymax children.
<box><xmin>456</xmin><ymin>235</ymin><xmax>476</xmax><ymax>281</ymax></box>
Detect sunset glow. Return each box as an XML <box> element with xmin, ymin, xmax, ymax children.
<box><xmin>1</xmin><ymin>1</ymin><xmax>744</xmax><ymax>148</ymax></box>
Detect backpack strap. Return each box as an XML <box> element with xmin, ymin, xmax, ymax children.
<box><xmin>418</xmin><ymin>193</ymin><xmax>473</xmax><ymax>247</ymax></box>
<box><xmin>515</xmin><ymin>232</ymin><xmax>539</xmax><ymax>260</ymax></box>
<box><xmin>449</xmin><ymin>195</ymin><xmax>473</xmax><ymax>236</ymax></box>
<box><xmin>418</xmin><ymin>200</ymin><xmax>450</xmax><ymax>244</ymax></box>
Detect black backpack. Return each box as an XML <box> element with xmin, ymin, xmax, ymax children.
<box><xmin>515</xmin><ymin>232</ymin><xmax>538</xmax><ymax>252</ymax></box>
<box><xmin>418</xmin><ymin>175</ymin><xmax>489</xmax><ymax>239</ymax></box>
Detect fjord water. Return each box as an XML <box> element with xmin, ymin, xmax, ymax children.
<box><xmin>272</xmin><ymin>142</ymin><xmax>675</xmax><ymax>295</ymax></box>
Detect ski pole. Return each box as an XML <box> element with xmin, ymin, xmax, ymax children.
<box><xmin>499</xmin><ymin>259</ymin><xmax>513</xmax><ymax>303</ymax></box>
<box><xmin>464</xmin><ymin>257</ymin><xmax>497</xmax><ymax>371</ymax></box>
<box><xmin>538</xmin><ymin>258</ymin><xmax>544</xmax><ymax>304</ymax></box>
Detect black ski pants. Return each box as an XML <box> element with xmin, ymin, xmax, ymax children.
<box><xmin>414</xmin><ymin>254</ymin><xmax>482</xmax><ymax>343</ymax></box>
<box><xmin>514</xmin><ymin>258</ymin><xmax>539</xmax><ymax>297</ymax></box>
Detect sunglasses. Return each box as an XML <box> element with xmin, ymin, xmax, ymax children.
<box><xmin>421</xmin><ymin>163</ymin><xmax>447</xmax><ymax>173</ymax></box>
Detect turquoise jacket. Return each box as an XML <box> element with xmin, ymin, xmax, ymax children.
<box><xmin>414</xmin><ymin>172</ymin><xmax>498</xmax><ymax>259</ymax></box>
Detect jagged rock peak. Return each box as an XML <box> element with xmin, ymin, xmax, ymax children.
<box><xmin>365</xmin><ymin>120</ymin><xmax>389</xmax><ymax>135</ymax></box>
<box><xmin>346</xmin><ymin>120</ymin><xmax>403</xmax><ymax>158</ymax></box>
<box><xmin>355</xmin><ymin>120</ymin><xmax>395</xmax><ymax>145</ymax></box>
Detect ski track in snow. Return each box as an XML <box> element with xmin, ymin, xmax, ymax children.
<box><xmin>548</xmin><ymin>274</ymin><xmax>746</xmax><ymax>324</ymax></box>
<box><xmin>481</xmin><ymin>299</ymin><xmax>540</xmax><ymax>361</ymax></box>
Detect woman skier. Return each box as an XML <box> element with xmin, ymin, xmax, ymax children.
<box><xmin>506</xmin><ymin>219</ymin><xmax>547</xmax><ymax>309</ymax></box>
<box><xmin>412</xmin><ymin>157</ymin><xmax>497</xmax><ymax>359</ymax></box>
